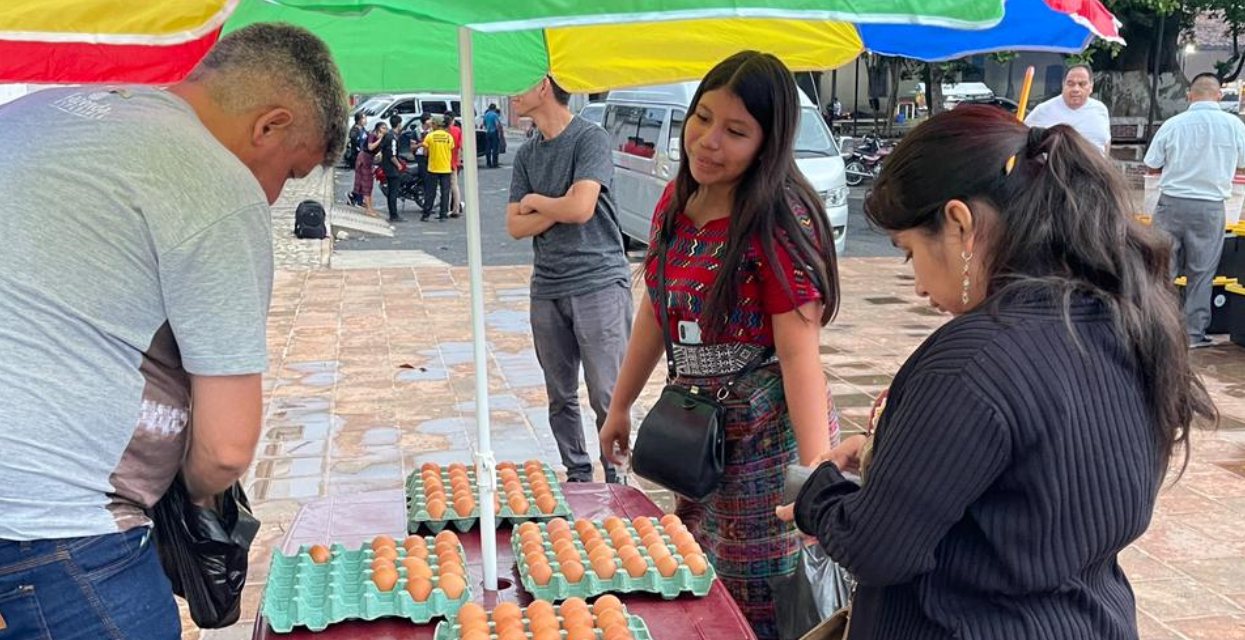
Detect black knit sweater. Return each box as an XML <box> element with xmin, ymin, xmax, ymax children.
<box><xmin>795</xmin><ymin>293</ymin><xmax>1162</xmax><ymax>640</ymax></box>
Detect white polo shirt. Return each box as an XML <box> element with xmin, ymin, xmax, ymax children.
<box><xmin>1025</xmin><ymin>96</ymin><xmax>1112</xmax><ymax>154</ymax></box>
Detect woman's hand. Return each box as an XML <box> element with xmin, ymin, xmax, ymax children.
<box><xmin>599</xmin><ymin>411</ymin><xmax>633</xmax><ymax>466</ymax></box>
<box><xmin>823</xmin><ymin>434</ymin><xmax>869</xmax><ymax>475</ymax></box>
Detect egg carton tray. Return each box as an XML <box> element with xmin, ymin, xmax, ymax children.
<box><xmin>512</xmin><ymin>518</ymin><xmax>716</xmax><ymax>601</ymax></box>
<box><xmin>432</xmin><ymin>603</ymin><xmax>654</xmax><ymax>640</ymax></box>
<box><xmin>262</xmin><ymin>539</ymin><xmax>471</xmax><ymax>633</ymax></box>
<box><xmin>405</xmin><ymin>463</ymin><xmax>573</xmax><ymax>533</ymax></box>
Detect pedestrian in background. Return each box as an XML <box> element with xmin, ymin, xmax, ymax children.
<box><xmin>1025</xmin><ymin>64</ymin><xmax>1111</xmax><ymax>155</ymax></box>
<box><xmin>508</xmin><ymin>75</ymin><xmax>633</xmax><ymax>486</ymax></box>
<box><xmin>484</xmin><ymin>103</ymin><xmax>505</xmax><ymax>168</ymax></box>
<box><xmin>448</xmin><ymin>112</ymin><xmax>465</xmax><ymax>217</ymax></box>
<box><xmin>420</xmin><ymin>115</ymin><xmax>455</xmax><ymax>221</ymax></box>
<box><xmin>598</xmin><ymin>52</ymin><xmax>840</xmax><ymax>640</ymax></box>
<box><xmin>0</xmin><ymin>23</ymin><xmax>346</xmax><ymax>638</ymax></box>
<box><xmin>1145</xmin><ymin>72</ymin><xmax>1245</xmax><ymax>348</ymax></box>
<box><xmin>380</xmin><ymin>114</ymin><xmax>405</xmax><ymax>222</ymax></box>
<box><xmin>354</xmin><ymin>121</ymin><xmax>386</xmax><ymax>218</ymax></box>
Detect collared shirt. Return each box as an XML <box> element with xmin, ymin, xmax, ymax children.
<box><xmin>1024</xmin><ymin>96</ymin><xmax>1112</xmax><ymax>154</ymax></box>
<box><xmin>1145</xmin><ymin>101</ymin><xmax>1245</xmax><ymax>201</ymax></box>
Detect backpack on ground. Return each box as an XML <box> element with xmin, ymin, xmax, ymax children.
<box><xmin>294</xmin><ymin>200</ymin><xmax>327</xmax><ymax>239</ymax></box>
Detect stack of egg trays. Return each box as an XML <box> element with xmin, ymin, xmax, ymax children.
<box><xmin>512</xmin><ymin>518</ymin><xmax>716</xmax><ymax>601</ymax></box>
<box><xmin>405</xmin><ymin>463</ymin><xmax>573</xmax><ymax>533</ymax></box>
<box><xmin>432</xmin><ymin>603</ymin><xmax>655</xmax><ymax>640</ymax></box>
<box><xmin>262</xmin><ymin>539</ymin><xmax>471</xmax><ymax>633</ymax></box>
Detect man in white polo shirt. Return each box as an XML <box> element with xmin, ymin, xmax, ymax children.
<box><xmin>1026</xmin><ymin>64</ymin><xmax>1112</xmax><ymax>155</ymax></box>
<box><xmin>1145</xmin><ymin>72</ymin><xmax>1245</xmax><ymax>348</ymax></box>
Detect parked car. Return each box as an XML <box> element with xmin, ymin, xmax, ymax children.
<box><xmin>579</xmin><ymin>102</ymin><xmax>605</xmax><ymax>126</ymax></box>
<box><xmin>600</xmin><ymin>82</ymin><xmax>849</xmax><ymax>254</ymax></box>
<box><xmin>346</xmin><ymin>93</ymin><xmax>488</xmax><ymax>163</ymax></box>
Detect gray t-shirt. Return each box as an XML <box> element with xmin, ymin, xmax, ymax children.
<box><xmin>509</xmin><ymin>116</ymin><xmax>630</xmax><ymax>300</ymax></box>
<box><xmin>0</xmin><ymin>87</ymin><xmax>272</xmax><ymax>540</ymax></box>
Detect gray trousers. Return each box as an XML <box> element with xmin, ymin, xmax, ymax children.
<box><xmin>1154</xmin><ymin>194</ymin><xmax>1226</xmax><ymax>340</ymax></box>
<box><xmin>531</xmin><ymin>282</ymin><xmax>634</xmax><ymax>481</ymax></box>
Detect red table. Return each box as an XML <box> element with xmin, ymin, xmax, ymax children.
<box><xmin>252</xmin><ymin>483</ymin><xmax>757</xmax><ymax>640</ymax></box>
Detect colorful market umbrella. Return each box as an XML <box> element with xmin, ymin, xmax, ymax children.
<box><xmin>0</xmin><ymin>0</ymin><xmax>235</xmax><ymax>84</ymax></box>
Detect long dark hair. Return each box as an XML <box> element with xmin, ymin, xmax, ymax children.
<box><xmin>865</xmin><ymin>105</ymin><xmax>1215</xmax><ymax>470</ymax></box>
<box><xmin>647</xmin><ymin>51</ymin><xmax>839</xmax><ymax>335</ymax></box>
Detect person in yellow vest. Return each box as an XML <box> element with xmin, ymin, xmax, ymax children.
<box><xmin>420</xmin><ymin>115</ymin><xmax>456</xmax><ymax>221</ymax></box>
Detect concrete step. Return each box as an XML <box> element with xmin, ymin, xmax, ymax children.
<box><xmin>330</xmin><ymin>205</ymin><xmax>395</xmax><ymax>237</ymax></box>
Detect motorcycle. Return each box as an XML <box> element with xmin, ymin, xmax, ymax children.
<box><xmin>843</xmin><ymin>132</ymin><xmax>894</xmax><ymax>187</ymax></box>
<box><xmin>374</xmin><ymin>156</ymin><xmax>427</xmax><ymax>210</ymax></box>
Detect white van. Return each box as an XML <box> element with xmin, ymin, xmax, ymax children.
<box><xmin>349</xmin><ymin>93</ymin><xmax>464</xmax><ymax>132</ymax></box>
<box><xmin>601</xmin><ymin>83</ymin><xmax>849</xmax><ymax>254</ymax></box>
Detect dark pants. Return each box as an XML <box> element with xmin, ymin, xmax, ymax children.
<box><xmin>485</xmin><ymin>130</ymin><xmax>502</xmax><ymax>168</ymax></box>
<box><xmin>413</xmin><ymin>154</ymin><xmax>428</xmax><ymax>186</ymax></box>
<box><xmin>1154</xmin><ymin>194</ymin><xmax>1227</xmax><ymax>341</ymax></box>
<box><xmin>0</xmin><ymin>528</ymin><xmax>181</xmax><ymax>639</ymax></box>
<box><xmin>423</xmin><ymin>172</ymin><xmax>452</xmax><ymax>219</ymax></box>
<box><xmin>384</xmin><ymin>170</ymin><xmax>402</xmax><ymax>219</ymax></box>
<box><xmin>531</xmin><ymin>283</ymin><xmax>634</xmax><ymax>482</ymax></box>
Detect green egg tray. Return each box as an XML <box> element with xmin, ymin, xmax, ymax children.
<box><xmin>405</xmin><ymin>463</ymin><xmax>573</xmax><ymax>533</ymax></box>
<box><xmin>432</xmin><ymin>602</ymin><xmax>654</xmax><ymax>640</ymax></box>
<box><xmin>262</xmin><ymin>538</ymin><xmax>471</xmax><ymax>633</ymax></box>
<box><xmin>512</xmin><ymin>518</ymin><xmax>716</xmax><ymax>601</ymax></box>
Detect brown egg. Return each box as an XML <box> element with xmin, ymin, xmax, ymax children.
<box><xmin>402</xmin><ymin>557</ymin><xmax>433</xmax><ymax>580</ymax></box>
<box><xmin>603</xmin><ymin>517</ymin><xmax>625</xmax><ymax>533</ymax></box>
<box><xmin>583</xmin><ymin>537</ymin><xmax>606</xmax><ymax>555</ymax></box>
<box><xmin>498</xmin><ymin>460</ymin><xmax>518</xmax><ymax>472</ymax></box>
<box><xmin>521</xmin><ymin>538</ymin><xmax>545</xmax><ymax>557</ymax></box>
<box><xmin>371</xmin><ymin>535</ymin><xmax>396</xmax><ymax>552</ymax></box>
<box><xmin>561</xmin><ymin>597</ymin><xmax>589</xmax><ymax>614</ymax></box>
<box><xmin>370</xmin><ymin>556</ymin><xmax>396</xmax><ymax>572</ymax></box>
<box><xmin>640</xmin><ymin>532</ymin><xmax>663</xmax><ymax>549</ymax></box>
<box><xmin>526</xmin><ymin>599</ymin><xmax>555</xmax><ymax>620</ymax></box>
<box><xmin>308</xmin><ymin>544</ymin><xmax>331</xmax><ymax>564</ymax></box>
<box><xmin>659</xmin><ymin>513</ymin><xmax>682</xmax><ymax>529</ymax></box>
<box><xmin>492</xmin><ymin>601</ymin><xmax>523</xmax><ymax>624</ymax></box>
<box><xmin>556</xmin><ymin>549</ymin><xmax>580</xmax><ymax>567</ymax></box>
<box><xmin>671</xmin><ymin>530</ymin><xmax>696</xmax><ymax>552</ymax></box>
<box><xmin>616</xmin><ymin>545</ymin><xmax>640</xmax><ymax>562</ymax></box>
<box><xmin>435</xmin><ymin>530</ymin><xmax>459</xmax><ymax>546</ymax></box>
<box><xmin>461</xmin><ymin>629</ymin><xmax>490</xmax><ymax>640</ymax></box>
<box><xmin>529</xmin><ymin>614</ymin><xmax>560</xmax><ymax>635</ymax></box>
<box><xmin>530</xmin><ymin>622</ymin><xmax>560</xmax><ymax>637</ymax></box>
<box><xmin>439</xmin><ymin>559</ymin><xmax>466</xmax><ymax>577</ymax></box>
<box><xmin>507</xmin><ymin>493</ymin><xmax>530</xmax><ymax>514</ymax></box>
<box><xmin>564</xmin><ymin>621</ymin><xmax>596</xmax><ymax>640</ymax></box>
<box><xmin>457</xmin><ymin>602</ymin><xmax>488</xmax><ymax>626</ymax></box>
<box><xmin>403</xmin><ymin>536</ymin><xmax>427</xmax><ymax>553</ymax></box>
<box><xmin>438</xmin><ymin>572</ymin><xmax>467</xmax><ymax>599</ymax></box>
<box><xmin>684</xmin><ymin>553</ymin><xmax>708</xmax><ymax>576</ymax></box>
<box><xmin>623</xmin><ymin>554</ymin><xmax>648</xmax><ymax>578</ymax></box>
<box><xmin>406</xmin><ymin>576</ymin><xmax>433</xmax><ymax>601</ymax></box>
<box><xmin>517</xmin><ymin>521</ymin><xmax>541</xmax><ymax>537</ymax></box>
<box><xmin>656</xmin><ymin>555</ymin><xmax>679</xmax><ymax>578</ymax></box>
<box><xmin>536</xmin><ymin>494</ymin><xmax>558</xmax><ymax>515</ymax></box>
<box><xmin>592</xmin><ymin>594</ymin><xmax>623</xmax><ymax>615</ymax></box>
<box><xmin>373</xmin><ymin>546</ymin><xmax>398</xmax><ymax>562</ymax></box>
<box><xmin>646</xmin><ymin>543</ymin><xmax>672</xmax><ymax>560</ymax></box>
<box><xmin>549</xmin><ymin>528</ymin><xmax>573</xmax><ymax>546</ymax></box>
<box><xmin>591</xmin><ymin>556</ymin><xmax>618</xmax><ymax>579</ymax></box>
<box><xmin>551</xmin><ymin>537</ymin><xmax>576</xmax><ymax>555</ymax></box>
<box><xmin>561</xmin><ymin>559</ymin><xmax>586</xmax><ymax>583</ymax></box>
<box><xmin>524</xmin><ymin>550</ymin><xmax>548</xmax><ymax>567</ymax></box>
<box><xmin>452</xmin><ymin>489</ymin><xmax>474</xmax><ymax>505</ymax></box>
<box><xmin>528</xmin><ymin>561</ymin><xmax>553</xmax><ymax>585</ymax></box>
<box><xmin>437</xmin><ymin>549</ymin><xmax>460</xmax><ymax>568</ymax></box>
<box><xmin>421</xmin><ymin>462</ymin><xmax>441</xmax><ymax>474</ymax></box>
<box><xmin>663</xmin><ymin>522</ymin><xmax>687</xmax><ymax>537</ymax></box>
<box><xmin>523</xmin><ymin>460</ymin><xmax>543</xmax><ymax>473</ymax></box>
<box><xmin>423</xmin><ymin>476</ymin><xmax>444</xmax><ymax>491</ymax></box>
<box><xmin>452</xmin><ymin>495</ymin><xmax>475</xmax><ymax>517</ymax></box>
<box><xmin>596</xmin><ymin>608</ymin><xmax>627</xmax><ymax>630</ymax></box>
<box><xmin>546</xmin><ymin>517</ymin><xmax>570</xmax><ymax>534</ymax></box>
<box><xmin>405</xmin><ymin>543</ymin><xmax>429</xmax><ymax>561</ymax></box>
<box><xmin>579</xmin><ymin>524</ymin><xmax>602</xmax><ymax>541</ymax></box>
<box><xmin>371</xmin><ymin>566</ymin><xmax>398</xmax><ymax>591</ymax></box>
<box><xmin>529</xmin><ymin>476</ymin><xmax>550</xmax><ymax>491</ymax></box>
<box><xmin>424</xmin><ymin>488</ymin><xmax>446</xmax><ymax>504</ymax></box>
<box><xmin>502</xmin><ymin>479</ymin><xmax>522</xmax><ymax>493</ymax></box>
<box><xmin>603</xmin><ymin>624</ymin><xmax>634</xmax><ymax>640</ymax></box>
<box><xmin>499</xmin><ymin>467</ymin><xmax>519</xmax><ymax>480</ymax></box>
<box><xmin>587</xmin><ymin>545</ymin><xmax>615</xmax><ymax>563</ymax></box>
<box><xmin>632</xmin><ymin>517</ymin><xmax>655</xmax><ymax>534</ymax></box>
<box><xmin>497</xmin><ymin>627</ymin><xmax>527</xmax><ymax>640</ymax></box>
<box><xmin>449</xmin><ymin>462</ymin><xmax>469</xmax><ymax>474</ymax></box>
<box><xmin>426</xmin><ymin>497</ymin><xmax>447</xmax><ymax>519</ymax></box>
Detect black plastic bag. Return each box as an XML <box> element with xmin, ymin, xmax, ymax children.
<box><xmin>770</xmin><ymin>544</ymin><xmax>855</xmax><ymax>640</ymax></box>
<box><xmin>151</xmin><ymin>476</ymin><xmax>260</xmax><ymax>629</ymax></box>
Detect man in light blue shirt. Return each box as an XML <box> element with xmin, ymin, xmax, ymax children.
<box><xmin>1145</xmin><ymin>73</ymin><xmax>1245</xmax><ymax>347</ymax></box>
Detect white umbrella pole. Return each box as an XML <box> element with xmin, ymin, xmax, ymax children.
<box><xmin>458</xmin><ymin>26</ymin><xmax>498</xmax><ymax>592</ymax></box>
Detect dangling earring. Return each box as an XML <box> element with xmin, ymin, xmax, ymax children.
<box><xmin>961</xmin><ymin>251</ymin><xmax>973</xmax><ymax>306</ymax></box>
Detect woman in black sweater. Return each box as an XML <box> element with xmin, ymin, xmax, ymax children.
<box><xmin>782</xmin><ymin>106</ymin><xmax>1216</xmax><ymax>639</ymax></box>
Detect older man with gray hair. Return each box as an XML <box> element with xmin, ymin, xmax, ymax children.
<box><xmin>0</xmin><ymin>23</ymin><xmax>346</xmax><ymax>637</ymax></box>
<box><xmin>1146</xmin><ymin>72</ymin><xmax>1245</xmax><ymax>348</ymax></box>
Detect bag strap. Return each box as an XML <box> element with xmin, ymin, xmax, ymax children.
<box><xmin>657</xmin><ymin>234</ymin><xmax>774</xmax><ymax>393</ymax></box>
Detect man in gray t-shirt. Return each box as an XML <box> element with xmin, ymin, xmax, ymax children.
<box><xmin>0</xmin><ymin>25</ymin><xmax>346</xmax><ymax>638</ymax></box>
<box><xmin>508</xmin><ymin>76</ymin><xmax>632</xmax><ymax>483</ymax></box>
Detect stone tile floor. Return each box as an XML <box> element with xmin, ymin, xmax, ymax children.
<box><xmin>184</xmin><ymin>258</ymin><xmax>1245</xmax><ymax>639</ymax></box>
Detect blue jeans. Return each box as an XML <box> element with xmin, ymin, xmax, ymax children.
<box><xmin>0</xmin><ymin>527</ymin><xmax>180</xmax><ymax>639</ymax></box>
<box><xmin>485</xmin><ymin>130</ymin><xmax>501</xmax><ymax>167</ymax></box>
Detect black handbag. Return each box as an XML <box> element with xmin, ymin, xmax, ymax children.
<box><xmin>151</xmin><ymin>475</ymin><xmax>260</xmax><ymax>629</ymax></box>
<box><xmin>631</xmin><ymin>245</ymin><xmax>773</xmax><ymax>500</ymax></box>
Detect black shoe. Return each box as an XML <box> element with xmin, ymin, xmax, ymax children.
<box><xmin>420</xmin><ymin>214</ymin><xmax>430</xmax><ymax>222</ymax></box>
<box><xmin>390</xmin><ymin>215</ymin><xmax>406</xmax><ymax>223</ymax></box>
<box><xmin>438</xmin><ymin>215</ymin><xmax>448</xmax><ymax>221</ymax></box>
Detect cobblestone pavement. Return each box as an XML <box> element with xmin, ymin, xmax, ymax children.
<box><xmin>183</xmin><ymin>258</ymin><xmax>1245</xmax><ymax>639</ymax></box>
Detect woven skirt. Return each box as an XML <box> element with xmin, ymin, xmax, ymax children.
<box><xmin>673</xmin><ymin>365</ymin><xmax>839</xmax><ymax>640</ymax></box>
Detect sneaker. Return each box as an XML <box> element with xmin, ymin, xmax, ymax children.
<box><xmin>1189</xmin><ymin>337</ymin><xmax>1215</xmax><ymax>349</ymax></box>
